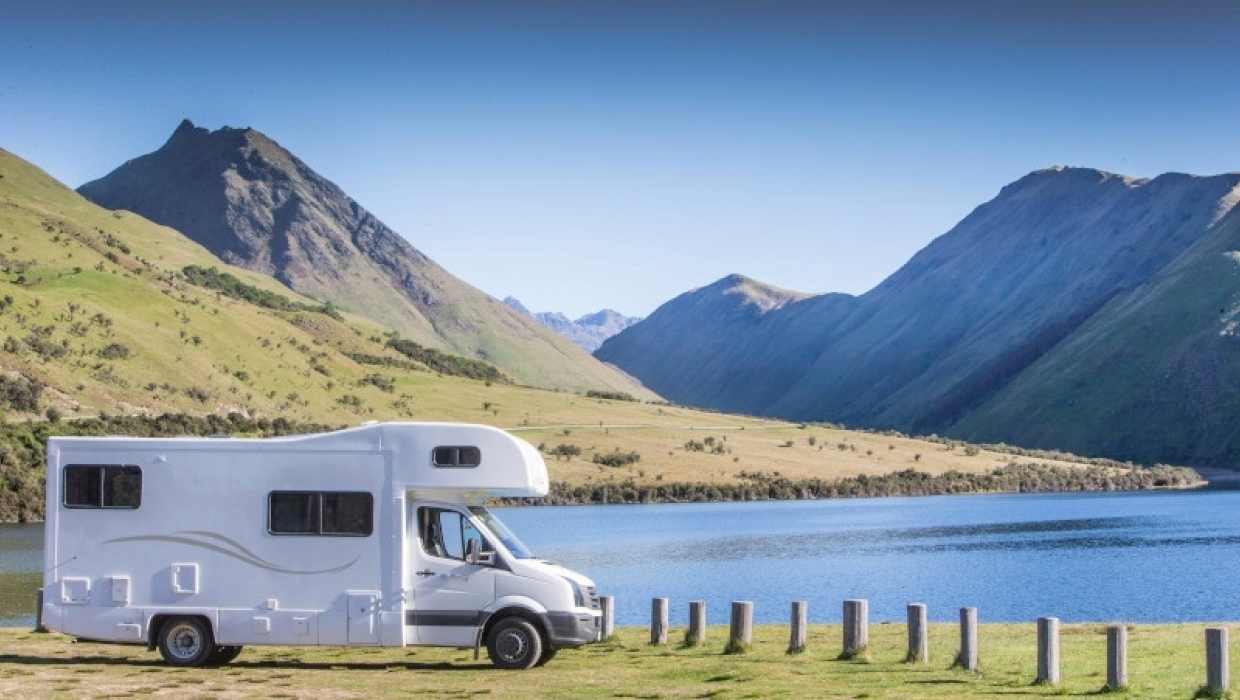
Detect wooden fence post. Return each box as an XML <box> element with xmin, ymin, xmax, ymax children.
<box><xmin>687</xmin><ymin>600</ymin><xmax>707</xmax><ymax>646</ymax></box>
<box><xmin>789</xmin><ymin>601</ymin><xmax>807</xmax><ymax>654</ymax></box>
<box><xmin>1207</xmin><ymin>627</ymin><xmax>1230</xmax><ymax>694</ymax></box>
<box><xmin>650</xmin><ymin>597</ymin><xmax>668</xmax><ymax>645</ymax></box>
<box><xmin>1106</xmin><ymin>624</ymin><xmax>1128</xmax><ymax>690</ymax></box>
<box><xmin>842</xmin><ymin>599</ymin><xmax>869</xmax><ymax>659</ymax></box>
<box><xmin>1037</xmin><ymin>617</ymin><xmax>1060</xmax><ymax>685</ymax></box>
<box><xmin>727</xmin><ymin>601</ymin><xmax>753</xmax><ymax>654</ymax></box>
<box><xmin>958</xmin><ymin>607</ymin><xmax>978</xmax><ymax>671</ymax></box>
<box><xmin>600</xmin><ymin>595</ymin><xmax>614</xmax><ymax>639</ymax></box>
<box><xmin>906</xmin><ymin>603</ymin><xmax>928</xmax><ymax>663</ymax></box>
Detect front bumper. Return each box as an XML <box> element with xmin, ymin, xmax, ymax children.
<box><xmin>541</xmin><ymin>610</ymin><xmax>601</xmax><ymax>648</ymax></box>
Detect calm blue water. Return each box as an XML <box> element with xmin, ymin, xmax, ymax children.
<box><xmin>4</xmin><ymin>490</ymin><xmax>1239</xmax><ymax>628</ymax></box>
<box><xmin>499</xmin><ymin>490</ymin><xmax>1240</xmax><ymax>626</ymax></box>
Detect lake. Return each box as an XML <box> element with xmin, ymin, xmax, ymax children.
<box><xmin>4</xmin><ymin>490</ymin><xmax>1239</xmax><ymax>628</ymax></box>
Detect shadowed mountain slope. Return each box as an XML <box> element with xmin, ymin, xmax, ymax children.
<box><xmin>599</xmin><ymin>167</ymin><xmax>1240</xmax><ymax>465</ymax></box>
<box><xmin>950</xmin><ymin>197</ymin><xmax>1240</xmax><ymax>467</ymax></box>
<box><xmin>771</xmin><ymin>168</ymin><xmax>1240</xmax><ymax>431</ymax></box>
<box><xmin>596</xmin><ymin>274</ymin><xmax>847</xmax><ymax>413</ymax></box>
<box><xmin>77</xmin><ymin>120</ymin><xmax>651</xmax><ymax>396</ymax></box>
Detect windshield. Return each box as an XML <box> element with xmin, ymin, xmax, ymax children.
<box><xmin>469</xmin><ymin>506</ymin><xmax>536</xmax><ymax>559</ymax></box>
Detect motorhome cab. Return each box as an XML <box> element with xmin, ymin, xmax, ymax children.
<box><xmin>42</xmin><ymin>422</ymin><xmax>601</xmax><ymax>669</ymax></box>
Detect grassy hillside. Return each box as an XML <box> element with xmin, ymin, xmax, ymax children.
<box><xmin>0</xmin><ymin>148</ymin><xmax>1201</xmax><ymax>523</ymax></box>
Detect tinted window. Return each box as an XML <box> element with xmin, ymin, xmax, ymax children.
<box><xmin>269</xmin><ymin>492</ymin><xmax>319</xmax><ymax>534</ymax></box>
<box><xmin>64</xmin><ymin>465</ymin><xmax>141</xmax><ymax>509</ymax></box>
<box><xmin>322</xmin><ymin>492</ymin><xmax>373</xmax><ymax>535</ymax></box>
<box><xmin>269</xmin><ymin>491</ymin><xmax>372</xmax><ymax>536</ymax></box>
<box><xmin>432</xmin><ymin>446</ymin><xmax>481</xmax><ymax>468</ymax></box>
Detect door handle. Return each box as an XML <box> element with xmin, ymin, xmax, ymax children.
<box><xmin>416</xmin><ymin>569</ymin><xmax>436</xmax><ymax>577</ymax></box>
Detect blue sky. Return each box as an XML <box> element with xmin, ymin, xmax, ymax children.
<box><xmin>3</xmin><ymin>0</ymin><xmax>1239</xmax><ymax>318</ymax></box>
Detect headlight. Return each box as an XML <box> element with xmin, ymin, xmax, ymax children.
<box><xmin>563</xmin><ymin>577</ymin><xmax>586</xmax><ymax>608</ymax></box>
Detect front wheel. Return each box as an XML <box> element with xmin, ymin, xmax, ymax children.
<box><xmin>534</xmin><ymin>646</ymin><xmax>558</xmax><ymax>667</ymax></box>
<box><xmin>157</xmin><ymin>617</ymin><xmax>216</xmax><ymax>667</ymax></box>
<box><xmin>207</xmin><ymin>645</ymin><xmax>243</xmax><ymax>666</ymax></box>
<box><xmin>486</xmin><ymin>617</ymin><xmax>544</xmax><ymax>670</ymax></box>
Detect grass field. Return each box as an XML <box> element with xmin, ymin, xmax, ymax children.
<box><xmin>1</xmin><ymin>622</ymin><xmax>1235</xmax><ymax>698</ymax></box>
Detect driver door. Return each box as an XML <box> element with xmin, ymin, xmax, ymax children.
<box><xmin>410</xmin><ymin>505</ymin><xmax>496</xmax><ymax>646</ymax></box>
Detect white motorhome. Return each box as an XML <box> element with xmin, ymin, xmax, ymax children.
<box><xmin>42</xmin><ymin>422</ymin><xmax>601</xmax><ymax>669</ymax></box>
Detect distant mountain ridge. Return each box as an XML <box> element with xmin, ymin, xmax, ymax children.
<box><xmin>597</xmin><ymin>167</ymin><xmax>1240</xmax><ymax>467</ymax></box>
<box><xmin>504</xmin><ymin>297</ymin><xmax>641</xmax><ymax>352</ymax></box>
<box><xmin>76</xmin><ymin>120</ymin><xmax>650</xmax><ymax>396</ymax></box>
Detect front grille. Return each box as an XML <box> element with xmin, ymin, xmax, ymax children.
<box><xmin>586</xmin><ymin>586</ymin><xmax>600</xmax><ymax>610</ymax></box>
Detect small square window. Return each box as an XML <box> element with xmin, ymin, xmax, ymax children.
<box><xmin>269</xmin><ymin>492</ymin><xmax>319</xmax><ymax>534</ymax></box>
<box><xmin>322</xmin><ymin>492</ymin><xmax>373</xmax><ymax>535</ymax></box>
<box><xmin>433</xmin><ymin>446</ymin><xmax>481</xmax><ymax>468</ymax></box>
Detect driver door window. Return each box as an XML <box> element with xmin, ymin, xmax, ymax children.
<box><xmin>419</xmin><ymin>507</ymin><xmax>484</xmax><ymax>561</ymax></box>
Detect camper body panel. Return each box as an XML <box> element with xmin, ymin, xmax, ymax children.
<box><xmin>44</xmin><ymin>439</ymin><xmax>396</xmax><ymax>646</ymax></box>
<box><xmin>42</xmin><ymin>422</ymin><xmax>599</xmax><ymax>667</ymax></box>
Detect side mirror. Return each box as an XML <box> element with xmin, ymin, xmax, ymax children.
<box><xmin>466</xmin><ymin>539</ymin><xmax>493</xmax><ymax>566</ymax></box>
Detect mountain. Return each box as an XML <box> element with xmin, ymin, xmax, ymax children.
<box><xmin>950</xmin><ymin>196</ymin><xmax>1240</xmax><ymax>466</ymax></box>
<box><xmin>0</xmin><ymin>144</ymin><xmax>511</xmax><ymax>424</ymax></box>
<box><xmin>76</xmin><ymin>120</ymin><xmax>650</xmax><ymax>396</ymax></box>
<box><xmin>592</xmin><ymin>275</ymin><xmax>841</xmax><ymax>413</ymax></box>
<box><xmin>597</xmin><ymin>167</ymin><xmax>1240</xmax><ymax>466</ymax></box>
<box><xmin>2</xmin><ymin>145</ymin><xmax>1201</xmax><ymax>524</ymax></box>
<box><xmin>504</xmin><ymin>297</ymin><xmax>641</xmax><ymax>353</ymax></box>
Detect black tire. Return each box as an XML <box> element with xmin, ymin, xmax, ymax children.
<box><xmin>486</xmin><ymin>617</ymin><xmax>544</xmax><ymax>670</ymax></box>
<box><xmin>534</xmin><ymin>646</ymin><xmax>558</xmax><ymax>667</ymax></box>
<box><xmin>157</xmin><ymin>617</ymin><xmax>216</xmax><ymax>667</ymax></box>
<box><xmin>206</xmin><ymin>645</ymin><xmax>243</xmax><ymax>666</ymax></box>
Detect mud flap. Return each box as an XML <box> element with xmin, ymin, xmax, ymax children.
<box><xmin>472</xmin><ymin>610</ymin><xmax>493</xmax><ymax>660</ymax></box>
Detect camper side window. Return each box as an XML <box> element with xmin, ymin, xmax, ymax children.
<box><xmin>269</xmin><ymin>491</ymin><xmax>373</xmax><ymax>536</ymax></box>
<box><xmin>432</xmin><ymin>446</ymin><xmax>481</xmax><ymax>468</ymax></box>
<box><xmin>63</xmin><ymin>465</ymin><xmax>141</xmax><ymax>509</ymax></box>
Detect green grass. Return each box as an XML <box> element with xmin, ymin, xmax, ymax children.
<box><xmin>1</xmin><ymin>624</ymin><xmax>1237</xmax><ymax>698</ymax></box>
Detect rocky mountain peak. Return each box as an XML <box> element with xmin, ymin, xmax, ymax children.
<box><xmin>504</xmin><ymin>297</ymin><xmax>641</xmax><ymax>353</ymax></box>
<box><xmin>74</xmin><ymin>120</ymin><xmax>653</xmax><ymax>395</ymax></box>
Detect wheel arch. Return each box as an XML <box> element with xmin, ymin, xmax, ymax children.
<box><xmin>480</xmin><ymin>604</ymin><xmax>550</xmax><ymax>648</ymax></box>
<box><xmin>147</xmin><ymin>612</ymin><xmax>215</xmax><ymax>651</ymax></box>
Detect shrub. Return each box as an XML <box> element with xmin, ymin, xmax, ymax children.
<box><xmin>0</xmin><ymin>374</ymin><xmax>42</xmax><ymax>413</ymax></box>
<box><xmin>592</xmin><ymin>451</ymin><xmax>641</xmax><ymax>468</ymax></box>
<box><xmin>359</xmin><ymin>373</ymin><xmax>396</xmax><ymax>393</ymax></box>
<box><xmin>384</xmin><ymin>336</ymin><xmax>509</xmax><ymax>384</ymax></box>
<box><xmin>551</xmin><ymin>443</ymin><xmax>582</xmax><ymax>460</ymax></box>
<box><xmin>97</xmin><ymin>343</ymin><xmax>131</xmax><ymax>360</ymax></box>
<box><xmin>586</xmin><ymin>390</ymin><xmax>635</xmax><ymax>402</ymax></box>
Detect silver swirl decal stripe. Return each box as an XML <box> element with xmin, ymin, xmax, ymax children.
<box><xmin>103</xmin><ymin>533</ymin><xmax>359</xmax><ymax>574</ymax></box>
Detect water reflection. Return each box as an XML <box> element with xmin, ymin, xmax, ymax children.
<box><xmin>503</xmin><ymin>491</ymin><xmax>1240</xmax><ymax>624</ymax></box>
<box><xmin>643</xmin><ymin>530</ymin><xmax>1240</xmax><ymax>563</ymax></box>
<box><xmin>0</xmin><ymin>524</ymin><xmax>42</xmax><ymax>627</ymax></box>
<box><xmin>7</xmin><ymin>491</ymin><xmax>1240</xmax><ymax>627</ymax></box>
<box><xmin>638</xmin><ymin>517</ymin><xmax>1170</xmax><ymax>562</ymax></box>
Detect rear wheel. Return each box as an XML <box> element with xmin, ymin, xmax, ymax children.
<box><xmin>157</xmin><ymin>617</ymin><xmax>215</xmax><ymax>667</ymax></box>
<box><xmin>486</xmin><ymin>617</ymin><xmax>544</xmax><ymax>670</ymax></box>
